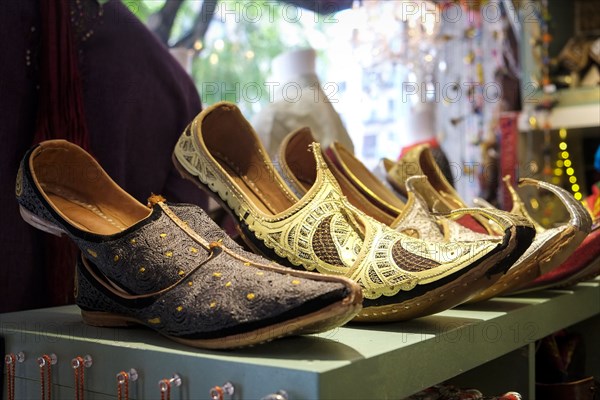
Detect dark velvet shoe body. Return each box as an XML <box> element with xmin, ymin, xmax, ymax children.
<box><xmin>15</xmin><ymin>140</ymin><xmax>362</xmax><ymax>349</ymax></box>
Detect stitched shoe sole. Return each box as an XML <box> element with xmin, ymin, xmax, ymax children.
<box><xmin>467</xmin><ymin>224</ymin><xmax>587</xmax><ymax>302</ymax></box>
<box><xmin>72</xmin><ymin>246</ymin><xmax>362</xmax><ymax>349</ymax></box>
<box><xmin>80</xmin><ymin>297</ymin><xmax>361</xmax><ymax>349</ymax></box>
<box><xmin>20</xmin><ymin>206</ymin><xmax>66</xmax><ymax>237</ymax></box>
<box><xmin>512</xmin><ymin>228</ymin><xmax>600</xmax><ymax>293</ymax></box>
<box><xmin>514</xmin><ymin>257</ymin><xmax>600</xmax><ymax>293</ymax></box>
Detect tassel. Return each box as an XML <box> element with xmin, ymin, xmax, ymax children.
<box><xmin>34</xmin><ymin>0</ymin><xmax>90</xmax><ymax>151</ymax></box>
<box><xmin>147</xmin><ymin>194</ymin><xmax>167</xmax><ymax>208</ymax></box>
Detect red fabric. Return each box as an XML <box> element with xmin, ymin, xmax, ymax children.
<box><xmin>499</xmin><ymin>112</ymin><xmax>519</xmax><ymax>210</ymax></box>
<box><xmin>34</xmin><ymin>0</ymin><xmax>90</xmax><ymax>151</ymax></box>
<box><xmin>586</xmin><ymin>183</ymin><xmax>600</xmax><ymax>224</ymax></box>
<box><xmin>28</xmin><ymin>0</ymin><xmax>90</xmax><ymax>313</ymax></box>
<box><xmin>455</xmin><ymin>214</ymin><xmax>489</xmax><ymax>234</ymax></box>
<box><xmin>398</xmin><ymin>138</ymin><xmax>440</xmax><ymax>160</ymax></box>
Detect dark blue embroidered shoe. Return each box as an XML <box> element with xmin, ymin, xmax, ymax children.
<box><xmin>16</xmin><ymin>140</ymin><xmax>362</xmax><ymax>349</ymax></box>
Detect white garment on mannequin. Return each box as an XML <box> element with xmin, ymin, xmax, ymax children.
<box><xmin>408</xmin><ymin>101</ymin><xmax>437</xmax><ymax>143</ymax></box>
<box><xmin>252</xmin><ymin>48</ymin><xmax>354</xmax><ymax>158</ymax></box>
<box><xmin>270</xmin><ymin>48</ymin><xmax>316</xmax><ymax>87</ymax></box>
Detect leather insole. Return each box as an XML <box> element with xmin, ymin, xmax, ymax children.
<box><xmin>47</xmin><ymin>192</ymin><xmax>129</xmax><ymax>235</ymax></box>
<box><xmin>334</xmin><ymin>144</ymin><xmax>405</xmax><ymax>210</ymax></box>
<box><xmin>216</xmin><ymin>155</ymin><xmax>294</xmax><ymax>216</ymax></box>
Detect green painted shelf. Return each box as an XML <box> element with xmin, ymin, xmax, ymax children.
<box><xmin>2</xmin><ymin>277</ymin><xmax>599</xmax><ymax>399</ymax></box>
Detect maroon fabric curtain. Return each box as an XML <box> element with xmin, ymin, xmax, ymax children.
<box><xmin>0</xmin><ymin>0</ymin><xmax>204</xmax><ymax>313</ymax></box>
<box><xmin>34</xmin><ymin>0</ymin><xmax>90</xmax><ymax>150</ymax></box>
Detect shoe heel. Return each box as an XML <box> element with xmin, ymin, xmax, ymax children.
<box><xmin>81</xmin><ymin>310</ymin><xmax>137</xmax><ymax>328</ymax></box>
<box><xmin>19</xmin><ymin>206</ymin><xmax>65</xmax><ymax>237</ymax></box>
<box><xmin>172</xmin><ymin>151</ymin><xmax>197</xmax><ymax>181</ymax></box>
<box><xmin>172</xmin><ymin>148</ymin><xmax>223</xmax><ymax>206</ymax></box>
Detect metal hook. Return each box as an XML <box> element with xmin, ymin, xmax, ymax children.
<box><xmin>71</xmin><ymin>355</ymin><xmax>93</xmax><ymax>369</ymax></box>
<box><xmin>37</xmin><ymin>353</ymin><xmax>57</xmax><ymax>367</ymax></box>
<box><xmin>261</xmin><ymin>390</ymin><xmax>289</xmax><ymax>400</ymax></box>
<box><xmin>116</xmin><ymin>368</ymin><xmax>138</xmax><ymax>384</ymax></box>
<box><xmin>158</xmin><ymin>374</ymin><xmax>182</xmax><ymax>392</ymax></box>
<box><xmin>209</xmin><ymin>381</ymin><xmax>235</xmax><ymax>400</ymax></box>
<box><xmin>4</xmin><ymin>352</ymin><xmax>25</xmax><ymax>364</ymax></box>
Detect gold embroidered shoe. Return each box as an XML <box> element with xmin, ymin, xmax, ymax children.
<box><xmin>385</xmin><ymin>144</ymin><xmax>502</xmax><ymax>235</ymax></box>
<box><xmin>472</xmin><ymin>178</ymin><xmax>591</xmax><ymax>299</ymax></box>
<box><xmin>313</xmin><ymin>132</ymin><xmax>530</xmax><ymax>245</ymax></box>
<box><xmin>279</xmin><ymin>127</ymin><xmax>538</xmax><ymax>299</ymax></box>
<box><xmin>173</xmin><ymin>102</ymin><xmax>533</xmax><ymax>321</ymax></box>
<box><xmin>386</xmin><ymin>144</ymin><xmax>592</xmax><ymax>300</ymax></box>
<box><xmin>385</xmin><ymin>144</ymin><xmax>465</xmax><ymax>208</ymax></box>
<box><xmin>16</xmin><ymin>140</ymin><xmax>363</xmax><ymax>349</ymax></box>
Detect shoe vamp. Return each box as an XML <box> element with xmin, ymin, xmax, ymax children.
<box><xmin>312</xmin><ymin>213</ymin><xmax>363</xmax><ymax>269</ymax></box>
<box><xmin>392</xmin><ymin>197</ymin><xmax>497</xmax><ymax>242</ymax></box>
<box><xmin>72</xmin><ymin>209</ymin><xmax>212</xmax><ymax>295</ymax></box>
<box><xmin>348</xmin><ymin>225</ymin><xmax>501</xmax><ymax>299</ymax></box>
<box><xmin>141</xmin><ymin>253</ymin><xmax>346</xmax><ymax>336</ymax></box>
<box><xmin>168</xmin><ymin>203</ymin><xmax>275</xmax><ymax>266</ymax></box>
<box><xmin>169</xmin><ymin>203</ymin><xmax>241</xmax><ymax>249</ymax></box>
<box><xmin>391</xmin><ymin>192</ymin><xmax>446</xmax><ymax>241</ymax></box>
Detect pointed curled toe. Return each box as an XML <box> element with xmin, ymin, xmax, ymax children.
<box><xmin>385</xmin><ymin>144</ymin><xmax>591</xmax><ymax>301</ymax></box>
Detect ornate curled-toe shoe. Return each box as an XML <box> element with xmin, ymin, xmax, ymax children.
<box><xmin>173</xmin><ymin>102</ymin><xmax>533</xmax><ymax>322</ymax></box>
<box><xmin>385</xmin><ymin>144</ymin><xmax>591</xmax><ymax>300</ymax></box>
<box><xmin>16</xmin><ymin>140</ymin><xmax>362</xmax><ymax>349</ymax></box>
<box><xmin>279</xmin><ymin>128</ymin><xmax>539</xmax><ymax>302</ymax></box>
<box><xmin>283</xmin><ymin>127</ymin><xmax>533</xmax><ymax>248</ymax></box>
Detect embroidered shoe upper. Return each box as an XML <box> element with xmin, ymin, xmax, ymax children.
<box><xmin>15</xmin><ymin>140</ymin><xmax>357</xmax><ymax>340</ymax></box>
<box><xmin>175</xmin><ymin>125</ymin><xmax>506</xmax><ymax>300</ymax></box>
